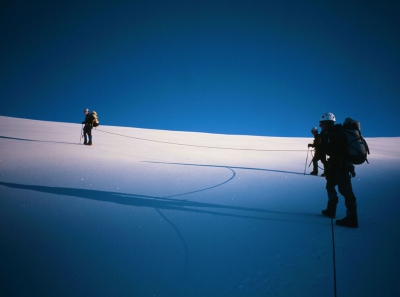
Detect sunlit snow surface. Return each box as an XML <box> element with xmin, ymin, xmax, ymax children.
<box><xmin>1</xmin><ymin>116</ymin><xmax>399</xmax><ymax>297</ymax></box>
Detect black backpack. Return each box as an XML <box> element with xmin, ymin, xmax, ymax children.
<box><xmin>92</xmin><ymin>111</ymin><xmax>99</xmax><ymax>127</ymax></box>
<box><xmin>342</xmin><ymin>118</ymin><xmax>370</xmax><ymax>165</ymax></box>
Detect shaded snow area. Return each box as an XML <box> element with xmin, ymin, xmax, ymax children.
<box><xmin>1</xmin><ymin>116</ymin><xmax>399</xmax><ymax>297</ymax></box>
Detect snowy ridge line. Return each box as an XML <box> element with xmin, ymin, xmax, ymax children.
<box><xmin>95</xmin><ymin>129</ymin><xmax>306</xmax><ymax>152</ymax></box>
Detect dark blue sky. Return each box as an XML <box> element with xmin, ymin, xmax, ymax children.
<box><xmin>1</xmin><ymin>0</ymin><xmax>399</xmax><ymax>137</ymax></box>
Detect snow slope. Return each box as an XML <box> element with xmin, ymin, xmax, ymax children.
<box><xmin>1</xmin><ymin>116</ymin><xmax>399</xmax><ymax>297</ymax></box>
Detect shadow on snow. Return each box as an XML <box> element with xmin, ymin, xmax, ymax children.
<box><xmin>0</xmin><ymin>181</ymin><xmax>320</xmax><ymax>223</ymax></box>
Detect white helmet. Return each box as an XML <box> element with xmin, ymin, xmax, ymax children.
<box><xmin>320</xmin><ymin>112</ymin><xmax>335</xmax><ymax>122</ymax></box>
<box><xmin>311</xmin><ymin>127</ymin><xmax>318</xmax><ymax>132</ymax></box>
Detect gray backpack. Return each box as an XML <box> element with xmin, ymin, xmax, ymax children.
<box><xmin>342</xmin><ymin>118</ymin><xmax>370</xmax><ymax>165</ymax></box>
<box><xmin>92</xmin><ymin>111</ymin><xmax>99</xmax><ymax>127</ymax></box>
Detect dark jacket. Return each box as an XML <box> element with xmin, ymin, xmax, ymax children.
<box><xmin>310</xmin><ymin>133</ymin><xmax>323</xmax><ymax>149</ymax></box>
<box><xmin>325</xmin><ymin>124</ymin><xmax>347</xmax><ymax>159</ymax></box>
<box><xmin>324</xmin><ymin>124</ymin><xmax>353</xmax><ymax>173</ymax></box>
<box><xmin>310</xmin><ymin>133</ymin><xmax>326</xmax><ymax>159</ymax></box>
<box><xmin>82</xmin><ymin>113</ymin><xmax>94</xmax><ymax>132</ymax></box>
<box><xmin>82</xmin><ymin>113</ymin><xmax>94</xmax><ymax>126</ymax></box>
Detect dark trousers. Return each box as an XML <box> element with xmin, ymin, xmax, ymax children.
<box><xmin>83</xmin><ymin>126</ymin><xmax>92</xmax><ymax>143</ymax></box>
<box><xmin>325</xmin><ymin>165</ymin><xmax>357</xmax><ymax>216</ymax></box>
<box><xmin>312</xmin><ymin>152</ymin><xmax>327</xmax><ymax>172</ymax></box>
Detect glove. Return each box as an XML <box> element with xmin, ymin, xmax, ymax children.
<box><xmin>345</xmin><ymin>163</ymin><xmax>356</xmax><ymax>177</ymax></box>
<box><xmin>350</xmin><ymin>164</ymin><xmax>356</xmax><ymax>177</ymax></box>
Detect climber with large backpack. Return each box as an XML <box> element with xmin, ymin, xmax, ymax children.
<box><xmin>319</xmin><ymin>112</ymin><xmax>360</xmax><ymax>228</ymax></box>
<box><xmin>81</xmin><ymin>108</ymin><xmax>97</xmax><ymax>146</ymax></box>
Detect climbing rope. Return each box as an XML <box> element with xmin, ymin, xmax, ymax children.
<box><xmin>96</xmin><ymin>128</ymin><xmax>307</xmax><ymax>152</ymax></box>
<box><xmin>331</xmin><ymin>217</ymin><xmax>337</xmax><ymax>297</ymax></box>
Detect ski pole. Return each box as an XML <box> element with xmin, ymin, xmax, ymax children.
<box><xmin>304</xmin><ymin>148</ymin><xmax>309</xmax><ymax>175</ymax></box>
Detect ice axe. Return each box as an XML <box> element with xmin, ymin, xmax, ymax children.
<box><xmin>304</xmin><ymin>148</ymin><xmax>310</xmax><ymax>175</ymax></box>
<box><xmin>79</xmin><ymin>124</ymin><xmax>84</xmax><ymax>144</ymax></box>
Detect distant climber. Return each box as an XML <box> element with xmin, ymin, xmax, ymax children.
<box><xmin>307</xmin><ymin>127</ymin><xmax>327</xmax><ymax>176</ymax></box>
<box><xmin>82</xmin><ymin>108</ymin><xmax>94</xmax><ymax>145</ymax></box>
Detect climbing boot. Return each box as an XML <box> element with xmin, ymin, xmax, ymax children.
<box><xmin>322</xmin><ymin>208</ymin><xmax>335</xmax><ymax>218</ymax></box>
<box><xmin>336</xmin><ymin>215</ymin><xmax>358</xmax><ymax>228</ymax></box>
<box><xmin>322</xmin><ymin>199</ymin><xmax>337</xmax><ymax>218</ymax></box>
